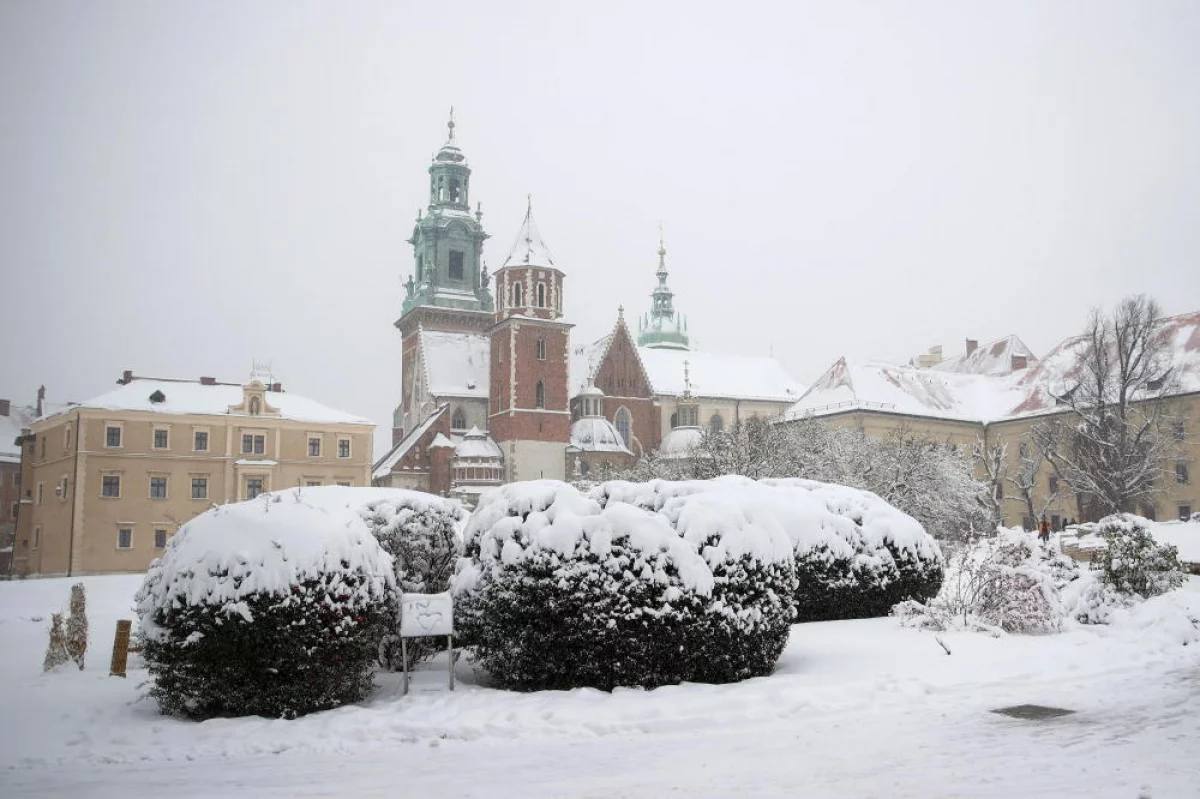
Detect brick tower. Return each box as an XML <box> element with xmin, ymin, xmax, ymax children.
<box><xmin>488</xmin><ymin>198</ymin><xmax>573</xmax><ymax>481</ymax></box>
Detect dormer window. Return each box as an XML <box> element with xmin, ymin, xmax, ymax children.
<box><xmin>149</xmin><ymin>390</ymin><xmax>166</xmax><ymax>404</ymax></box>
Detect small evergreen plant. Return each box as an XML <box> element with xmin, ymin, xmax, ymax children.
<box><xmin>66</xmin><ymin>583</ymin><xmax>88</xmax><ymax>670</ymax></box>
<box><xmin>42</xmin><ymin>612</ymin><xmax>70</xmax><ymax>672</ymax></box>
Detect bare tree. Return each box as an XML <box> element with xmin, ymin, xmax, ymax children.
<box><xmin>1007</xmin><ymin>434</ymin><xmax>1059</xmax><ymax>526</ymax></box>
<box><xmin>973</xmin><ymin>439</ymin><xmax>1007</xmax><ymax>528</ymax></box>
<box><xmin>1031</xmin><ymin>295</ymin><xmax>1179</xmax><ymax>518</ymax></box>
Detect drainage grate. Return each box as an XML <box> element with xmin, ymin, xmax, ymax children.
<box><xmin>991</xmin><ymin>704</ymin><xmax>1076</xmax><ymax>720</ymax></box>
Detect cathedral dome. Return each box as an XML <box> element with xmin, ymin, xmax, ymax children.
<box><xmin>658</xmin><ymin>425</ymin><xmax>704</xmax><ymax>459</ymax></box>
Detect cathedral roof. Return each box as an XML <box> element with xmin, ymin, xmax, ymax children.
<box><xmin>502</xmin><ymin>198</ymin><xmax>555</xmax><ymax>269</ymax></box>
<box><xmin>419</xmin><ymin>330</ymin><xmax>490</xmax><ymax>399</ymax></box>
<box><xmin>637</xmin><ymin>347</ymin><xmax>805</xmax><ymax>403</ymax></box>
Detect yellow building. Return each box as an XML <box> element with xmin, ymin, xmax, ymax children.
<box><xmin>783</xmin><ymin>314</ymin><xmax>1199</xmax><ymax>529</ymax></box>
<box><xmin>10</xmin><ymin>372</ymin><xmax>375</xmax><ymax>577</ymax></box>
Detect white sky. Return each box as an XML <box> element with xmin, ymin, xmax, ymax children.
<box><xmin>2</xmin><ymin>1</ymin><xmax>1198</xmax><ymax>458</ymax></box>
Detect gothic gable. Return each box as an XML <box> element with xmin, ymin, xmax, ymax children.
<box><xmin>593</xmin><ymin>319</ymin><xmax>653</xmax><ymax>399</ymax></box>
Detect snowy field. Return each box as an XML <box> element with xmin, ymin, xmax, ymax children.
<box><xmin>2</xmin><ymin>574</ymin><xmax>1199</xmax><ymax>798</ymax></box>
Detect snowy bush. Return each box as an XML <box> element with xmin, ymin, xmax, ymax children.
<box><xmin>357</xmin><ymin>491</ymin><xmax>465</xmax><ymax>670</ymax></box>
<box><xmin>1092</xmin><ymin>514</ymin><xmax>1186</xmax><ymax>599</ymax></box>
<box><xmin>896</xmin><ymin>530</ymin><xmax>1075</xmax><ymax>634</ymax></box>
<box><xmin>454</xmin><ymin>479</ymin><xmax>799</xmax><ymax>691</ymax></box>
<box><xmin>136</xmin><ymin>489</ymin><xmax>395</xmax><ymax>720</ymax></box>
<box><xmin>66</xmin><ymin>583</ymin><xmax>88</xmax><ymax>670</ymax></box>
<box><xmin>42</xmin><ymin>613</ymin><xmax>69</xmax><ymax>672</ymax></box>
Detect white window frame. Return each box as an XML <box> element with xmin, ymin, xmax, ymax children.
<box><xmin>245</xmin><ymin>475</ymin><xmax>266</xmax><ymax>500</ymax></box>
<box><xmin>105</xmin><ymin>422</ymin><xmax>124</xmax><ymax>449</ymax></box>
<box><xmin>337</xmin><ymin>437</ymin><xmax>352</xmax><ymax>459</ymax></box>
<box><xmin>153</xmin><ymin>527</ymin><xmax>168</xmax><ymax>549</ymax></box>
<box><xmin>307</xmin><ymin>433</ymin><xmax>322</xmax><ymax>458</ymax></box>
<box><xmin>117</xmin><ymin>526</ymin><xmax>133</xmax><ymax>550</ymax></box>
<box><xmin>190</xmin><ymin>475</ymin><xmax>209</xmax><ymax>500</ymax></box>
<box><xmin>63</xmin><ymin>423</ymin><xmax>72</xmax><ymax>450</ymax></box>
<box><xmin>193</xmin><ymin>427</ymin><xmax>210</xmax><ymax>452</ymax></box>
<box><xmin>152</xmin><ymin>426</ymin><xmax>170</xmax><ymax>451</ymax></box>
<box><xmin>36</xmin><ymin>482</ymin><xmax>43</xmax><ymax>505</ymax></box>
<box><xmin>241</xmin><ymin>431</ymin><xmax>266</xmax><ymax>455</ymax></box>
<box><xmin>32</xmin><ymin>525</ymin><xmax>40</xmax><ymax>550</ymax></box>
<box><xmin>100</xmin><ymin>473</ymin><xmax>122</xmax><ymax>499</ymax></box>
<box><xmin>149</xmin><ymin>475</ymin><xmax>169</xmax><ymax>500</ymax></box>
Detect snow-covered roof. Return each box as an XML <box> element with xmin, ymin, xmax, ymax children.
<box><xmin>501</xmin><ymin>201</ymin><xmax>555</xmax><ymax>269</ymax></box>
<box><xmin>372</xmin><ymin>405</ymin><xmax>448</xmax><ymax>480</ymax></box>
<box><xmin>455</xmin><ymin>427</ymin><xmax>502</xmax><ymax>460</ymax></box>
<box><xmin>41</xmin><ymin>379</ymin><xmax>372</xmax><ymax>426</ymax></box>
<box><xmin>569</xmin><ymin>417</ymin><xmax>632</xmax><ymax>454</ymax></box>
<box><xmin>932</xmin><ymin>335</ymin><xmax>1038</xmax><ymax>376</ymax></box>
<box><xmin>420</xmin><ymin>330</ymin><xmax>489</xmax><ymax>399</ymax></box>
<box><xmin>0</xmin><ymin>406</ymin><xmax>35</xmax><ymax>461</ymax></box>
<box><xmin>784</xmin><ymin>358</ymin><xmax>1027</xmax><ymax>423</ymax></box>
<box><xmin>570</xmin><ymin>334</ymin><xmax>613</xmax><ymax>396</ymax></box>
<box><xmin>637</xmin><ymin>347</ymin><xmax>805</xmax><ymax>402</ymax></box>
<box><xmin>788</xmin><ymin>311</ymin><xmax>1200</xmax><ymax>425</ymax></box>
<box><xmin>659</xmin><ymin>426</ymin><xmax>704</xmax><ymax>459</ymax></box>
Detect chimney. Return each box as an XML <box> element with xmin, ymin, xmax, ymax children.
<box><xmin>966</xmin><ymin>339</ymin><xmax>978</xmax><ymax>356</ymax></box>
<box><xmin>200</xmin><ymin>376</ymin><xmax>216</xmax><ymax>386</ymax></box>
<box><xmin>119</xmin><ymin>369</ymin><xmax>133</xmax><ymax>385</ymax></box>
<box><xmin>1011</xmin><ymin>354</ymin><xmax>1028</xmax><ymax>371</ymax></box>
<box><xmin>36</xmin><ymin>385</ymin><xmax>45</xmax><ymax>417</ymax></box>
<box><xmin>0</xmin><ymin>399</ymin><xmax>9</xmax><ymax>416</ymax></box>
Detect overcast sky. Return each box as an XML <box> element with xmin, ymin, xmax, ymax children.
<box><xmin>2</xmin><ymin>0</ymin><xmax>1198</xmax><ymax>457</ymax></box>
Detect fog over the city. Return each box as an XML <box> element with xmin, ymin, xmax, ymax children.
<box><xmin>2</xmin><ymin>1</ymin><xmax>1197</xmax><ymax>456</ymax></box>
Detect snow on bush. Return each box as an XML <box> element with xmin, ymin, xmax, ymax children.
<box><xmin>895</xmin><ymin>529</ymin><xmax>1076</xmax><ymax>634</ymax></box>
<box><xmin>454</xmin><ymin>479</ymin><xmax>798</xmax><ymax>691</ymax></box>
<box><xmin>136</xmin><ymin>489</ymin><xmax>395</xmax><ymax>720</ymax></box>
<box><xmin>599</xmin><ymin>476</ymin><xmax>944</xmax><ymax>623</ymax></box>
<box><xmin>357</xmin><ymin>490</ymin><xmax>466</xmax><ymax>670</ymax></box>
<box><xmin>1092</xmin><ymin>514</ymin><xmax>1186</xmax><ymax>599</ymax></box>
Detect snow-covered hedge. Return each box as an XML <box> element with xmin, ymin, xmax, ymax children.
<box><xmin>1092</xmin><ymin>514</ymin><xmax>1186</xmax><ymax>598</ymax></box>
<box><xmin>599</xmin><ymin>477</ymin><xmax>944</xmax><ymax>624</ymax></box>
<box><xmin>358</xmin><ymin>491</ymin><xmax>466</xmax><ymax>669</ymax></box>
<box><xmin>454</xmin><ymin>480</ymin><xmax>799</xmax><ymax>691</ymax></box>
<box><xmin>136</xmin><ymin>489</ymin><xmax>395</xmax><ymax>720</ymax></box>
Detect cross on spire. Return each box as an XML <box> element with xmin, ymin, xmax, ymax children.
<box><xmin>447</xmin><ymin>106</ymin><xmax>456</xmax><ymax>142</ymax></box>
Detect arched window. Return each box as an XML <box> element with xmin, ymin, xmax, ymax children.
<box><xmin>535</xmin><ymin>380</ymin><xmax>546</xmax><ymax>409</ymax></box>
<box><xmin>451</xmin><ymin>407</ymin><xmax>466</xmax><ymax>430</ymax></box>
<box><xmin>449</xmin><ymin>178</ymin><xmax>460</xmax><ymax>203</ymax></box>
<box><xmin>512</xmin><ymin>282</ymin><xmax>524</xmax><ymax>307</ymax></box>
<box><xmin>536</xmin><ymin>337</ymin><xmax>546</xmax><ymax>360</ymax></box>
<box><xmin>709</xmin><ymin>413</ymin><xmax>724</xmax><ymax>434</ymax></box>
<box><xmin>249</xmin><ymin>396</ymin><xmax>261</xmax><ymax>415</ymax></box>
<box><xmin>615</xmin><ymin>407</ymin><xmax>632</xmax><ymax>447</ymax></box>
<box><xmin>536</xmin><ymin>282</ymin><xmax>546</xmax><ymax>308</ymax></box>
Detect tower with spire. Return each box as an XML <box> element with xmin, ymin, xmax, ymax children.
<box><xmin>487</xmin><ymin>197</ymin><xmax>574</xmax><ymax>481</ymax></box>
<box><xmin>400</xmin><ymin>109</ymin><xmax>494</xmax><ymax>319</ymax></box>
<box><xmin>637</xmin><ymin>226</ymin><xmax>690</xmax><ymax>350</ymax></box>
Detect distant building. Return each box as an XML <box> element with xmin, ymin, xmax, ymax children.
<box><xmin>783</xmin><ymin>315</ymin><xmax>1200</xmax><ymax>528</ymax></box>
<box><xmin>10</xmin><ymin>372</ymin><xmax>374</xmax><ymax>577</ymax></box>
<box><xmin>374</xmin><ymin>116</ymin><xmax>804</xmax><ymax>499</ymax></box>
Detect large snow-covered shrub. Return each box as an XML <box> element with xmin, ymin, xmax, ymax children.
<box><xmin>1092</xmin><ymin>514</ymin><xmax>1186</xmax><ymax>598</ymax></box>
<box><xmin>454</xmin><ymin>479</ymin><xmax>798</xmax><ymax>691</ymax></box>
<box><xmin>896</xmin><ymin>529</ymin><xmax>1076</xmax><ymax>634</ymax></box>
<box><xmin>357</xmin><ymin>491</ymin><xmax>466</xmax><ymax>669</ymax></box>
<box><xmin>136</xmin><ymin>489</ymin><xmax>395</xmax><ymax>720</ymax></box>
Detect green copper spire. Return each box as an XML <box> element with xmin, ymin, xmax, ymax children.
<box><xmin>401</xmin><ymin>111</ymin><xmax>494</xmax><ymax>317</ymax></box>
<box><xmin>636</xmin><ymin>225</ymin><xmax>690</xmax><ymax>350</ymax></box>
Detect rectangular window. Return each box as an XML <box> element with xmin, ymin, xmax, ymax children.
<box><xmin>449</xmin><ymin>250</ymin><xmax>464</xmax><ymax>281</ymax></box>
<box><xmin>106</xmin><ymin>426</ymin><xmax>122</xmax><ymax>447</ymax></box>
<box><xmin>117</xmin><ymin>528</ymin><xmax>132</xmax><ymax>549</ymax></box>
<box><xmin>1175</xmin><ymin>420</ymin><xmax>1188</xmax><ymax>441</ymax></box>
<box><xmin>154</xmin><ymin>528</ymin><xmax>168</xmax><ymax>549</ymax></box>
<box><xmin>338</xmin><ymin>438</ymin><xmax>351</xmax><ymax>458</ymax></box>
<box><xmin>1177</xmin><ymin>463</ymin><xmax>1190</xmax><ymax>485</ymax></box>
<box><xmin>336</xmin><ymin>481</ymin><xmax>350</xmax><ymax>487</ymax></box>
<box><xmin>242</xmin><ymin>433</ymin><xmax>253</xmax><ymax>453</ymax></box>
<box><xmin>246</xmin><ymin>477</ymin><xmax>264</xmax><ymax>500</ymax></box>
<box><xmin>153</xmin><ymin>428</ymin><xmax>169</xmax><ymax>449</ymax></box>
<box><xmin>59</xmin><ymin>476</ymin><xmax>68</xmax><ymax>499</ymax></box>
<box><xmin>254</xmin><ymin>435</ymin><xmax>265</xmax><ymax>455</ymax></box>
<box><xmin>64</xmin><ymin>424</ymin><xmax>72</xmax><ymax>450</ymax></box>
<box><xmin>194</xmin><ymin>430</ymin><xmax>209</xmax><ymax>452</ymax></box>
<box><xmin>13</xmin><ymin>472</ymin><xmax>19</xmax><ymax>488</ymax></box>
<box><xmin>242</xmin><ymin>434</ymin><xmax>265</xmax><ymax>454</ymax></box>
<box><xmin>1181</xmin><ymin>504</ymin><xmax>1193</xmax><ymax>521</ymax></box>
<box><xmin>33</xmin><ymin>526</ymin><xmax>40</xmax><ymax>550</ymax></box>
<box><xmin>36</xmin><ymin>482</ymin><xmax>43</xmax><ymax>505</ymax></box>
<box><xmin>191</xmin><ymin>477</ymin><xmax>208</xmax><ymax>500</ymax></box>
<box><xmin>308</xmin><ymin>436</ymin><xmax>322</xmax><ymax>457</ymax></box>
<box><xmin>102</xmin><ymin>475</ymin><xmax>121</xmax><ymax>498</ymax></box>
<box><xmin>306</xmin><ymin>481</ymin><xmax>322</xmax><ymax>487</ymax></box>
<box><xmin>536</xmin><ymin>338</ymin><xmax>546</xmax><ymax>360</ymax></box>
<box><xmin>150</xmin><ymin>476</ymin><xmax>168</xmax><ymax>499</ymax></box>
<box><xmin>39</xmin><ymin>435</ymin><xmax>45</xmax><ymax>459</ymax></box>
<box><xmin>1048</xmin><ymin>476</ymin><xmax>1059</xmax><ymax>494</ymax></box>
<box><xmin>9</xmin><ymin>502</ymin><xmax>16</xmax><ymax>520</ymax></box>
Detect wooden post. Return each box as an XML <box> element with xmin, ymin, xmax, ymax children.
<box><xmin>448</xmin><ymin>634</ymin><xmax>454</xmax><ymax>691</ymax></box>
<box><xmin>401</xmin><ymin>637</ymin><xmax>409</xmax><ymax>696</ymax></box>
<box><xmin>110</xmin><ymin>620</ymin><xmax>132</xmax><ymax>677</ymax></box>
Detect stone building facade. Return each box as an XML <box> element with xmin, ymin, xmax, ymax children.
<box><xmin>10</xmin><ymin>373</ymin><xmax>374</xmax><ymax>577</ymax></box>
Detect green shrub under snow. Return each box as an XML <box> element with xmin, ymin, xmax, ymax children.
<box><xmin>1092</xmin><ymin>514</ymin><xmax>1186</xmax><ymax>599</ymax></box>
<box><xmin>136</xmin><ymin>490</ymin><xmax>394</xmax><ymax>720</ymax></box>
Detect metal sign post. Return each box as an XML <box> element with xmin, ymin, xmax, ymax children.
<box><xmin>399</xmin><ymin>591</ymin><xmax>455</xmax><ymax>696</ymax></box>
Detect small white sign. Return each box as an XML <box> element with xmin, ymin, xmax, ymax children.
<box><xmin>400</xmin><ymin>591</ymin><xmax>454</xmax><ymax>638</ymax></box>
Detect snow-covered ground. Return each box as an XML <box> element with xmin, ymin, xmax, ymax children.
<box><xmin>2</xmin><ymin>574</ymin><xmax>1199</xmax><ymax>798</ymax></box>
